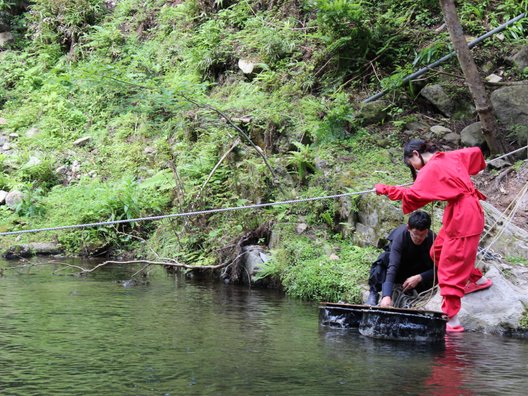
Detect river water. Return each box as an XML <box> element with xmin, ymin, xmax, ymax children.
<box><xmin>1</xmin><ymin>258</ymin><xmax>528</xmax><ymax>395</ymax></box>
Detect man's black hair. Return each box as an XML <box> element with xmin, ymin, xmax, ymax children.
<box><xmin>408</xmin><ymin>211</ymin><xmax>431</xmax><ymax>230</ymax></box>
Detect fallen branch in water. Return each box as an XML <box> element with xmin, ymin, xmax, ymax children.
<box><xmin>79</xmin><ymin>259</ymin><xmax>232</xmax><ymax>273</ymax></box>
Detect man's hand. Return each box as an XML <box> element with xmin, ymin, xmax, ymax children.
<box><xmin>402</xmin><ymin>274</ymin><xmax>422</xmax><ymax>291</ymax></box>
<box><xmin>380</xmin><ymin>296</ymin><xmax>393</xmax><ymax>307</ymax></box>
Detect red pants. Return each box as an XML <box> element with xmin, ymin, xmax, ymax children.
<box><xmin>430</xmin><ymin>229</ymin><xmax>482</xmax><ymax>318</ymax></box>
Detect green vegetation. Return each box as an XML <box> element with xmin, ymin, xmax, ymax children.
<box><xmin>519</xmin><ymin>308</ymin><xmax>528</xmax><ymax>329</ymax></box>
<box><xmin>257</xmin><ymin>225</ymin><xmax>378</xmax><ymax>302</ymax></box>
<box><xmin>0</xmin><ymin>0</ymin><xmax>527</xmax><ymax>300</ymax></box>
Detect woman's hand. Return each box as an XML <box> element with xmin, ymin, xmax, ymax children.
<box><xmin>375</xmin><ymin>184</ymin><xmax>388</xmax><ymax>195</ymax></box>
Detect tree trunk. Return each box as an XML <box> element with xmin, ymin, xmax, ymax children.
<box><xmin>439</xmin><ymin>0</ymin><xmax>505</xmax><ymax>155</ymax></box>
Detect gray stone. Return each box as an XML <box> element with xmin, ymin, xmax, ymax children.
<box><xmin>443</xmin><ymin>132</ymin><xmax>460</xmax><ymax>144</ymax></box>
<box><xmin>420</xmin><ymin>84</ymin><xmax>454</xmax><ymax>116</ymax></box>
<box><xmin>511</xmin><ymin>46</ymin><xmax>528</xmax><ymax>72</ymax></box>
<box><xmin>296</xmin><ymin>223</ymin><xmax>308</xmax><ymax>234</ymax></box>
<box><xmin>144</xmin><ymin>146</ymin><xmax>156</xmax><ymax>155</ymax></box>
<box><xmin>0</xmin><ymin>190</ymin><xmax>7</xmax><ymax>204</ymax></box>
<box><xmin>424</xmin><ymin>266</ymin><xmax>528</xmax><ymax>334</ymax></box>
<box><xmin>404</xmin><ymin>121</ymin><xmax>429</xmax><ymax>135</ymax></box>
<box><xmin>485</xmin><ymin>73</ymin><xmax>502</xmax><ymax>83</ymax></box>
<box><xmin>241</xmin><ymin>245</ymin><xmax>271</xmax><ymax>284</ymax></box>
<box><xmin>73</xmin><ymin>136</ymin><xmax>92</xmax><ymax>147</ymax></box>
<box><xmin>490</xmin><ymin>86</ymin><xmax>528</xmax><ymax>129</ymax></box>
<box><xmin>9</xmin><ymin>133</ymin><xmax>19</xmax><ymax>140</ymax></box>
<box><xmin>460</xmin><ymin>122</ymin><xmax>485</xmax><ymax>147</ymax></box>
<box><xmin>5</xmin><ymin>190</ymin><xmax>24</xmax><ymax>209</ymax></box>
<box><xmin>26</xmin><ymin>127</ymin><xmax>41</xmax><ymax>138</ymax></box>
<box><xmin>430</xmin><ymin>125</ymin><xmax>452</xmax><ymax>137</ymax></box>
<box><xmin>3</xmin><ymin>242</ymin><xmax>63</xmax><ymax>259</ymax></box>
<box><xmin>0</xmin><ymin>117</ymin><xmax>7</xmax><ymax>125</ymax></box>
<box><xmin>26</xmin><ymin>156</ymin><xmax>42</xmax><ymax>167</ymax></box>
<box><xmin>238</xmin><ymin>59</ymin><xmax>256</xmax><ymax>74</ymax></box>
<box><xmin>487</xmin><ymin>158</ymin><xmax>511</xmax><ymax>170</ymax></box>
<box><xmin>353</xmin><ymin>195</ymin><xmax>403</xmax><ymax>247</ymax></box>
<box><xmin>0</xmin><ymin>31</ymin><xmax>13</xmax><ymax>48</ymax></box>
<box><xmin>357</xmin><ymin>100</ymin><xmax>388</xmax><ymax>126</ymax></box>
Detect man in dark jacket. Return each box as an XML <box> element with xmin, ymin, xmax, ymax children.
<box><xmin>366</xmin><ymin>211</ymin><xmax>436</xmax><ymax>307</ymax></box>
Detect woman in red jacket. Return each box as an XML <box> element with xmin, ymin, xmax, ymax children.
<box><xmin>375</xmin><ymin>139</ymin><xmax>492</xmax><ymax>332</ymax></box>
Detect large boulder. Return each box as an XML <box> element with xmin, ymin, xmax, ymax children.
<box><xmin>490</xmin><ymin>86</ymin><xmax>528</xmax><ymax>129</ymax></box>
<box><xmin>424</xmin><ymin>265</ymin><xmax>528</xmax><ymax>335</ymax></box>
<box><xmin>420</xmin><ymin>84</ymin><xmax>455</xmax><ymax>116</ymax></box>
<box><xmin>241</xmin><ymin>245</ymin><xmax>272</xmax><ymax>285</ymax></box>
<box><xmin>357</xmin><ymin>100</ymin><xmax>389</xmax><ymax>126</ymax></box>
<box><xmin>5</xmin><ymin>190</ymin><xmax>24</xmax><ymax>209</ymax></box>
<box><xmin>460</xmin><ymin>122</ymin><xmax>485</xmax><ymax>147</ymax></box>
<box><xmin>352</xmin><ymin>195</ymin><xmax>403</xmax><ymax>248</ymax></box>
<box><xmin>511</xmin><ymin>46</ymin><xmax>528</xmax><ymax>72</ymax></box>
<box><xmin>3</xmin><ymin>242</ymin><xmax>63</xmax><ymax>259</ymax></box>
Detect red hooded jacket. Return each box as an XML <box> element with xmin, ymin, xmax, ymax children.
<box><xmin>376</xmin><ymin>147</ymin><xmax>486</xmax><ymax>238</ymax></box>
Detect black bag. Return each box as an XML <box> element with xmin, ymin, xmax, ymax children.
<box><xmin>367</xmin><ymin>245</ymin><xmax>390</xmax><ymax>292</ymax></box>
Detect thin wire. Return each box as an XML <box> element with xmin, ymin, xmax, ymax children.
<box><xmin>486</xmin><ymin>145</ymin><xmax>528</xmax><ymax>164</ymax></box>
<box><xmin>0</xmin><ymin>187</ymin><xmax>385</xmax><ymax>237</ymax></box>
<box><xmin>477</xmin><ymin>180</ymin><xmax>528</xmax><ymax>269</ymax></box>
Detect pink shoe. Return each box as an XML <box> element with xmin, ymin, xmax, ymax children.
<box><xmin>464</xmin><ymin>278</ymin><xmax>493</xmax><ymax>295</ymax></box>
<box><xmin>446</xmin><ymin>324</ymin><xmax>465</xmax><ymax>333</ymax></box>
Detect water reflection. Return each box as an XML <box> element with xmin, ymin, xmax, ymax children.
<box><xmin>1</xmin><ymin>257</ymin><xmax>528</xmax><ymax>395</ymax></box>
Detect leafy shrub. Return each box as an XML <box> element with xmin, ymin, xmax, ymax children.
<box><xmin>19</xmin><ymin>155</ymin><xmax>61</xmax><ymax>190</ymax></box>
<box><xmin>27</xmin><ymin>0</ymin><xmax>108</xmax><ymax>52</ymax></box>
<box><xmin>259</xmin><ymin>229</ymin><xmax>377</xmax><ymax>302</ymax></box>
<box><xmin>316</xmin><ymin>91</ymin><xmax>355</xmax><ymax>142</ymax></box>
<box><xmin>15</xmin><ymin>186</ymin><xmax>46</xmax><ymax>217</ymax></box>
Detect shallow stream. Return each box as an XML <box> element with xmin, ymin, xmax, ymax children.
<box><xmin>1</xmin><ymin>258</ymin><xmax>527</xmax><ymax>395</ymax></box>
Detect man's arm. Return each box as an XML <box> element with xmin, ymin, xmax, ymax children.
<box><xmin>380</xmin><ymin>227</ymin><xmax>405</xmax><ymax>306</ymax></box>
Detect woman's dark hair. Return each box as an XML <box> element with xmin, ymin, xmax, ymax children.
<box><xmin>408</xmin><ymin>210</ymin><xmax>431</xmax><ymax>231</ymax></box>
<box><xmin>403</xmin><ymin>139</ymin><xmax>439</xmax><ymax>180</ymax></box>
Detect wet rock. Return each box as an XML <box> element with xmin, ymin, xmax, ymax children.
<box><xmin>426</xmin><ymin>266</ymin><xmax>528</xmax><ymax>335</ymax></box>
<box><xmin>3</xmin><ymin>242</ymin><xmax>63</xmax><ymax>259</ymax></box>
<box><xmin>241</xmin><ymin>245</ymin><xmax>271</xmax><ymax>285</ymax></box>
<box><xmin>119</xmin><ymin>279</ymin><xmax>148</xmax><ymax>288</ymax></box>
